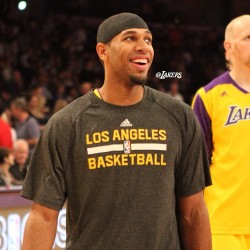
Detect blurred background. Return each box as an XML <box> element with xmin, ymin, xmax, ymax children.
<box><xmin>1</xmin><ymin>0</ymin><xmax>250</xmax><ymax>107</ymax></box>
<box><xmin>1</xmin><ymin>2</ymin><xmax>250</xmax><ymax>248</ymax></box>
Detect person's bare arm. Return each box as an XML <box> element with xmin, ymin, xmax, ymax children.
<box><xmin>22</xmin><ymin>203</ymin><xmax>59</xmax><ymax>250</ymax></box>
<box><xmin>177</xmin><ymin>191</ymin><xmax>212</xmax><ymax>250</ymax></box>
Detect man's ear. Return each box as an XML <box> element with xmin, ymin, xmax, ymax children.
<box><xmin>96</xmin><ymin>43</ymin><xmax>107</xmax><ymax>61</ymax></box>
<box><xmin>224</xmin><ymin>41</ymin><xmax>232</xmax><ymax>61</ymax></box>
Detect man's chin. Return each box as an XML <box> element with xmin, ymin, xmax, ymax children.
<box><xmin>129</xmin><ymin>75</ymin><xmax>148</xmax><ymax>85</ymax></box>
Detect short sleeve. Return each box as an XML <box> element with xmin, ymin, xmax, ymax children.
<box><xmin>175</xmin><ymin>106</ymin><xmax>212</xmax><ymax>197</ymax></box>
<box><xmin>21</xmin><ymin>116</ymin><xmax>68</xmax><ymax>210</ymax></box>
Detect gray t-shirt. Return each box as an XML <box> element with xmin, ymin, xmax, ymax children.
<box><xmin>21</xmin><ymin>86</ymin><xmax>211</xmax><ymax>250</ymax></box>
<box><xmin>15</xmin><ymin>116</ymin><xmax>40</xmax><ymax>157</ymax></box>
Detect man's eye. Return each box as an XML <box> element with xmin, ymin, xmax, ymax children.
<box><xmin>145</xmin><ymin>38</ymin><xmax>152</xmax><ymax>43</ymax></box>
<box><xmin>125</xmin><ymin>37</ymin><xmax>135</xmax><ymax>41</ymax></box>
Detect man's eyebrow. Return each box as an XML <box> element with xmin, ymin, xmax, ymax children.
<box><xmin>121</xmin><ymin>30</ymin><xmax>152</xmax><ymax>36</ymax></box>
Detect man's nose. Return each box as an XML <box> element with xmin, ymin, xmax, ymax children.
<box><xmin>134</xmin><ymin>38</ymin><xmax>149</xmax><ymax>52</ymax></box>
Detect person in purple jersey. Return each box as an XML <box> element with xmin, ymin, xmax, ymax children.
<box><xmin>21</xmin><ymin>12</ymin><xmax>211</xmax><ymax>250</ymax></box>
<box><xmin>192</xmin><ymin>15</ymin><xmax>250</xmax><ymax>250</ymax></box>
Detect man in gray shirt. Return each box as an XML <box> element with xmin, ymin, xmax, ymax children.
<box><xmin>21</xmin><ymin>12</ymin><xmax>212</xmax><ymax>250</ymax></box>
<box><xmin>11</xmin><ymin>97</ymin><xmax>40</xmax><ymax>159</ymax></box>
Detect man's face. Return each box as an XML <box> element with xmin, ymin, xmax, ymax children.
<box><xmin>105</xmin><ymin>28</ymin><xmax>154</xmax><ymax>85</ymax></box>
<box><xmin>15</xmin><ymin>146</ymin><xmax>29</xmax><ymax>166</ymax></box>
<box><xmin>5</xmin><ymin>153</ymin><xmax>14</xmax><ymax>166</ymax></box>
<box><xmin>10</xmin><ymin>104</ymin><xmax>19</xmax><ymax>120</ymax></box>
<box><xmin>227</xmin><ymin>19</ymin><xmax>250</xmax><ymax>69</ymax></box>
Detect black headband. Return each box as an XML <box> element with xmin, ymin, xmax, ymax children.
<box><xmin>97</xmin><ymin>12</ymin><xmax>149</xmax><ymax>44</ymax></box>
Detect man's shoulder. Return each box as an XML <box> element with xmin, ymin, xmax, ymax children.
<box><xmin>146</xmin><ymin>85</ymin><xmax>178</xmax><ymax>103</ymax></box>
<box><xmin>203</xmin><ymin>71</ymin><xmax>232</xmax><ymax>93</ymax></box>
<box><xmin>27</xmin><ymin>115</ymin><xmax>39</xmax><ymax>124</ymax></box>
<box><xmin>48</xmin><ymin>93</ymin><xmax>93</xmax><ymax>124</ymax></box>
<box><xmin>145</xmin><ymin>86</ymin><xmax>193</xmax><ymax>121</ymax></box>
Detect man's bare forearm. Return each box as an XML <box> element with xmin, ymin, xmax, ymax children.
<box><xmin>179</xmin><ymin>205</ymin><xmax>211</xmax><ymax>250</ymax></box>
<box><xmin>22</xmin><ymin>204</ymin><xmax>59</xmax><ymax>250</ymax></box>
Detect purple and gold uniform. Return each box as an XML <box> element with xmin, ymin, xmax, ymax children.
<box><xmin>192</xmin><ymin>71</ymin><xmax>250</xmax><ymax>235</ymax></box>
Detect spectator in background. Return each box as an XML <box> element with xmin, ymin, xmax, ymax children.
<box><xmin>10</xmin><ymin>97</ymin><xmax>40</xmax><ymax>159</ymax></box>
<box><xmin>0</xmin><ymin>98</ymin><xmax>13</xmax><ymax>149</ymax></box>
<box><xmin>167</xmin><ymin>79</ymin><xmax>184</xmax><ymax>102</ymax></box>
<box><xmin>78</xmin><ymin>81</ymin><xmax>93</xmax><ymax>96</ymax></box>
<box><xmin>0</xmin><ymin>147</ymin><xmax>15</xmax><ymax>187</ymax></box>
<box><xmin>52</xmin><ymin>99</ymin><xmax>69</xmax><ymax>114</ymax></box>
<box><xmin>29</xmin><ymin>84</ymin><xmax>50</xmax><ymax>118</ymax></box>
<box><xmin>9</xmin><ymin>139</ymin><xmax>29</xmax><ymax>185</ymax></box>
<box><xmin>51</xmin><ymin>82</ymin><xmax>69</xmax><ymax>114</ymax></box>
<box><xmin>26</xmin><ymin>93</ymin><xmax>48</xmax><ymax>128</ymax></box>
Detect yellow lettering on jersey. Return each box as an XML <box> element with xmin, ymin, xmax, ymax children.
<box><xmin>130</xmin><ymin>129</ymin><xmax>138</xmax><ymax>140</ymax></box>
<box><xmin>137</xmin><ymin>154</ymin><xmax>145</xmax><ymax>165</ymax></box>
<box><xmin>145</xmin><ymin>153</ymin><xmax>154</xmax><ymax>165</ymax></box>
<box><xmin>88</xmin><ymin>158</ymin><xmax>96</xmax><ymax>169</ymax></box>
<box><xmin>112</xmin><ymin>130</ymin><xmax>121</xmax><ymax>141</ymax></box>
<box><xmin>129</xmin><ymin>154</ymin><xmax>137</xmax><ymax>165</ymax></box>
<box><xmin>102</xmin><ymin>131</ymin><xmax>110</xmax><ymax>142</ymax></box>
<box><xmin>120</xmin><ymin>129</ymin><xmax>130</xmax><ymax>140</ymax></box>
<box><xmin>97</xmin><ymin>156</ymin><xmax>106</xmax><ymax>168</ymax></box>
<box><xmin>151</xmin><ymin>129</ymin><xmax>158</xmax><ymax>140</ymax></box>
<box><xmin>87</xmin><ymin>129</ymin><xmax>167</xmax><ymax>145</ymax></box>
<box><xmin>86</xmin><ymin>131</ymin><xmax>109</xmax><ymax>145</ymax></box>
<box><xmin>113</xmin><ymin>154</ymin><xmax>121</xmax><ymax>165</ymax></box>
<box><xmin>137</xmin><ymin>129</ymin><xmax>148</xmax><ymax>140</ymax></box>
<box><xmin>88</xmin><ymin>153</ymin><xmax>167</xmax><ymax>170</ymax></box>
<box><xmin>154</xmin><ymin>154</ymin><xmax>161</xmax><ymax>166</ymax></box>
<box><xmin>105</xmin><ymin>155</ymin><xmax>113</xmax><ymax>167</ymax></box>
<box><xmin>86</xmin><ymin>134</ymin><xmax>93</xmax><ymax>145</ymax></box>
<box><xmin>112</xmin><ymin>128</ymin><xmax>167</xmax><ymax>141</ymax></box>
<box><xmin>160</xmin><ymin>154</ymin><xmax>167</xmax><ymax>166</ymax></box>
<box><xmin>159</xmin><ymin>130</ymin><xmax>167</xmax><ymax>140</ymax></box>
<box><xmin>121</xmin><ymin>154</ymin><xmax>129</xmax><ymax>166</ymax></box>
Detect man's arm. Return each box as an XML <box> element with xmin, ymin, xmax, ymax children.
<box><xmin>177</xmin><ymin>191</ymin><xmax>212</xmax><ymax>250</ymax></box>
<box><xmin>22</xmin><ymin>203</ymin><xmax>59</xmax><ymax>250</ymax></box>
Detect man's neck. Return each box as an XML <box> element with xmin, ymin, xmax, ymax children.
<box><xmin>229</xmin><ymin>66</ymin><xmax>250</xmax><ymax>92</ymax></box>
<box><xmin>99</xmin><ymin>83</ymin><xmax>144</xmax><ymax>106</ymax></box>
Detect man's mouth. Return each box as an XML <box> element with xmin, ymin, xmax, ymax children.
<box><xmin>131</xmin><ymin>58</ymin><xmax>148</xmax><ymax>65</ymax></box>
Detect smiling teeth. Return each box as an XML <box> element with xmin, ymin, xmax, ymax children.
<box><xmin>132</xmin><ymin>59</ymin><xmax>147</xmax><ymax>64</ymax></box>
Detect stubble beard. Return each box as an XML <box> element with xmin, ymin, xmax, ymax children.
<box><xmin>129</xmin><ymin>75</ymin><xmax>148</xmax><ymax>85</ymax></box>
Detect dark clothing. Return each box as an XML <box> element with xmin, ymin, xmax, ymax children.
<box><xmin>0</xmin><ymin>177</ymin><xmax>6</xmax><ymax>186</ymax></box>
<box><xmin>9</xmin><ymin>163</ymin><xmax>27</xmax><ymax>182</ymax></box>
<box><xmin>21</xmin><ymin>86</ymin><xmax>211</xmax><ymax>249</ymax></box>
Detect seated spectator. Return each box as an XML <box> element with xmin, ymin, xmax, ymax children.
<box><xmin>167</xmin><ymin>79</ymin><xmax>184</xmax><ymax>102</ymax></box>
<box><xmin>52</xmin><ymin>99</ymin><xmax>69</xmax><ymax>114</ymax></box>
<box><xmin>10</xmin><ymin>97</ymin><xmax>40</xmax><ymax>159</ymax></box>
<box><xmin>78</xmin><ymin>81</ymin><xmax>93</xmax><ymax>96</ymax></box>
<box><xmin>0</xmin><ymin>98</ymin><xmax>13</xmax><ymax>149</ymax></box>
<box><xmin>0</xmin><ymin>147</ymin><xmax>15</xmax><ymax>187</ymax></box>
<box><xmin>9</xmin><ymin>139</ymin><xmax>29</xmax><ymax>185</ymax></box>
<box><xmin>26</xmin><ymin>93</ymin><xmax>49</xmax><ymax>128</ymax></box>
<box><xmin>29</xmin><ymin>84</ymin><xmax>50</xmax><ymax>116</ymax></box>
<box><xmin>51</xmin><ymin>82</ymin><xmax>70</xmax><ymax>114</ymax></box>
